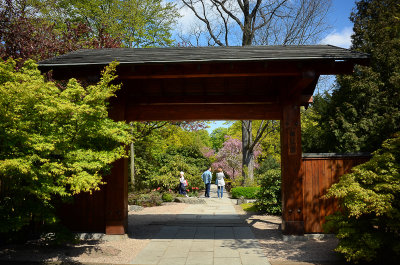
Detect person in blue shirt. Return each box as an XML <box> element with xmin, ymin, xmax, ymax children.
<box><xmin>202</xmin><ymin>167</ymin><xmax>212</xmax><ymax>198</ymax></box>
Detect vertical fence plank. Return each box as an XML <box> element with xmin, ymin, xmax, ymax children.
<box><xmin>302</xmin><ymin>154</ymin><xmax>370</xmax><ymax>233</ymax></box>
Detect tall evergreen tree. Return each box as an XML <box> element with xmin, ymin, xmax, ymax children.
<box><xmin>309</xmin><ymin>0</ymin><xmax>400</xmax><ymax>152</ymax></box>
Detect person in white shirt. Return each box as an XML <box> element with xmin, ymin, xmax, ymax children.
<box><xmin>179</xmin><ymin>171</ymin><xmax>188</xmax><ymax>197</ymax></box>
<box><xmin>215</xmin><ymin>168</ymin><xmax>225</xmax><ymax>199</ymax></box>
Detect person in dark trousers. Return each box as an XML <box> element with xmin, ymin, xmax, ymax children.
<box><xmin>202</xmin><ymin>167</ymin><xmax>212</xmax><ymax>198</ymax></box>
<box><xmin>216</xmin><ymin>167</ymin><xmax>225</xmax><ymax>199</ymax></box>
<box><xmin>179</xmin><ymin>171</ymin><xmax>188</xmax><ymax>197</ymax></box>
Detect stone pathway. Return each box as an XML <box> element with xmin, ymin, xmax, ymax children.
<box><xmin>130</xmin><ymin>184</ymin><xmax>270</xmax><ymax>265</ymax></box>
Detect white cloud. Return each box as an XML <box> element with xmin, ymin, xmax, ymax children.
<box><xmin>177</xmin><ymin>5</ymin><xmax>205</xmax><ymax>34</ymax></box>
<box><xmin>320</xmin><ymin>27</ymin><xmax>353</xmax><ymax>48</ymax></box>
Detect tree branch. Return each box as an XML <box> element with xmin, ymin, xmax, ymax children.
<box><xmin>181</xmin><ymin>0</ymin><xmax>225</xmax><ymax>46</ymax></box>
<box><xmin>213</xmin><ymin>2</ymin><xmax>230</xmax><ymax>46</ymax></box>
<box><xmin>250</xmin><ymin>120</ymin><xmax>270</xmax><ymax>151</ymax></box>
<box><xmin>211</xmin><ymin>0</ymin><xmax>244</xmax><ymax>30</ymax></box>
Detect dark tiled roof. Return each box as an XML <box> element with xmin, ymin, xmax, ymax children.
<box><xmin>38</xmin><ymin>45</ymin><xmax>368</xmax><ymax>67</ymax></box>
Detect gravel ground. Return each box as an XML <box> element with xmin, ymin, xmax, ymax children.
<box><xmin>234</xmin><ymin>205</ymin><xmax>345</xmax><ymax>265</ymax></box>
<box><xmin>0</xmin><ymin>200</ymin><xmax>344</xmax><ymax>265</ymax></box>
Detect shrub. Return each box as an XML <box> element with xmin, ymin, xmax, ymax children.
<box><xmin>187</xmin><ymin>187</ymin><xmax>200</xmax><ymax>197</ymax></box>
<box><xmin>0</xmin><ymin>60</ymin><xmax>130</xmax><ymax>238</ymax></box>
<box><xmin>324</xmin><ymin>133</ymin><xmax>400</xmax><ymax>263</ymax></box>
<box><xmin>150</xmin><ymin>154</ymin><xmax>205</xmax><ymax>192</ymax></box>
<box><xmin>255</xmin><ymin>169</ymin><xmax>281</xmax><ymax>215</ymax></box>
<box><xmin>231</xmin><ymin>187</ymin><xmax>260</xmax><ymax>199</ymax></box>
<box><xmin>231</xmin><ymin>176</ymin><xmax>244</xmax><ymax>188</ymax></box>
<box><xmin>128</xmin><ymin>191</ymin><xmax>163</xmax><ymax>207</ymax></box>
<box><xmin>161</xmin><ymin>192</ymin><xmax>174</xmax><ymax>202</ymax></box>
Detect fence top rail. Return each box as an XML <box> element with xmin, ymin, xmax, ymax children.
<box><xmin>302</xmin><ymin>153</ymin><xmax>371</xmax><ymax>159</ymax></box>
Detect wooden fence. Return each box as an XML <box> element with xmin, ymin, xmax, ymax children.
<box><xmin>301</xmin><ymin>153</ymin><xmax>370</xmax><ymax>233</ymax></box>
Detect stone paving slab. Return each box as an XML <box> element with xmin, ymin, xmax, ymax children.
<box><xmin>129</xmin><ymin>184</ymin><xmax>271</xmax><ymax>265</ymax></box>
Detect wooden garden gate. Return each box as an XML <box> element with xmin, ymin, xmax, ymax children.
<box><xmin>39</xmin><ymin>45</ymin><xmax>368</xmax><ymax>235</ymax></box>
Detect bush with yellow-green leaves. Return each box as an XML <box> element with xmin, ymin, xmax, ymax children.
<box><xmin>324</xmin><ymin>133</ymin><xmax>400</xmax><ymax>263</ymax></box>
<box><xmin>0</xmin><ymin>59</ymin><xmax>130</xmax><ymax>241</ymax></box>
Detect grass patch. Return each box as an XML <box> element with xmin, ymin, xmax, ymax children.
<box><xmin>240</xmin><ymin>202</ymin><xmax>258</xmax><ymax>212</ymax></box>
<box><xmin>231</xmin><ymin>187</ymin><xmax>260</xmax><ymax>199</ymax></box>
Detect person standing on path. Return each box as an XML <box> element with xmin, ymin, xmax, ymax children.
<box><xmin>179</xmin><ymin>171</ymin><xmax>188</xmax><ymax>197</ymax></box>
<box><xmin>215</xmin><ymin>167</ymin><xmax>225</xmax><ymax>198</ymax></box>
<box><xmin>202</xmin><ymin>167</ymin><xmax>212</xmax><ymax>198</ymax></box>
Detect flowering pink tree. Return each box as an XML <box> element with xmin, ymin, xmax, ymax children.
<box><xmin>200</xmin><ymin>146</ymin><xmax>215</xmax><ymax>160</ymax></box>
<box><xmin>212</xmin><ymin>136</ymin><xmax>262</xmax><ymax>180</ymax></box>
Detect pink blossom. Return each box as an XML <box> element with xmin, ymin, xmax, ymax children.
<box><xmin>212</xmin><ymin>136</ymin><xmax>261</xmax><ymax>181</ymax></box>
<box><xmin>200</xmin><ymin>146</ymin><xmax>215</xmax><ymax>158</ymax></box>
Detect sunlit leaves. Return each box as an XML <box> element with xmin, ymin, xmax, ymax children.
<box><xmin>324</xmin><ymin>133</ymin><xmax>400</xmax><ymax>262</ymax></box>
<box><xmin>0</xmin><ymin>59</ymin><xmax>130</xmax><ymax>233</ymax></box>
<box><xmin>32</xmin><ymin>0</ymin><xmax>180</xmax><ymax>48</ymax></box>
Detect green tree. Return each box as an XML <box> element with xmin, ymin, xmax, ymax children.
<box><xmin>306</xmin><ymin>0</ymin><xmax>400</xmax><ymax>152</ymax></box>
<box><xmin>131</xmin><ymin>122</ymin><xmax>211</xmax><ymax>191</ymax></box>
<box><xmin>210</xmin><ymin>127</ymin><xmax>228</xmax><ymax>152</ymax></box>
<box><xmin>301</xmin><ymin>97</ymin><xmax>330</xmax><ymax>153</ymax></box>
<box><xmin>227</xmin><ymin>120</ymin><xmax>280</xmax><ymax>169</ymax></box>
<box><xmin>0</xmin><ymin>59</ymin><xmax>130</xmax><ymax>237</ymax></box>
<box><xmin>0</xmin><ymin>0</ymin><xmax>122</xmax><ymax>64</ymax></box>
<box><xmin>33</xmin><ymin>0</ymin><xmax>180</xmax><ymax>47</ymax></box>
<box><xmin>324</xmin><ymin>132</ymin><xmax>400</xmax><ymax>263</ymax></box>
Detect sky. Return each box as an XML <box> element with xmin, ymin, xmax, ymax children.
<box><xmin>320</xmin><ymin>0</ymin><xmax>357</xmax><ymax>48</ymax></box>
<box><xmin>174</xmin><ymin>0</ymin><xmax>358</xmax><ymax>133</ymax></box>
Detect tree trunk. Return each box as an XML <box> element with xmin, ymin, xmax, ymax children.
<box><xmin>242</xmin><ymin>120</ymin><xmax>254</xmax><ymax>182</ymax></box>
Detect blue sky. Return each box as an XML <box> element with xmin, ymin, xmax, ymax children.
<box><xmin>320</xmin><ymin>0</ymin><xmax>357</xmax><ymax>48</ymax></box>
<box><xmin>175</xmin><ymin>0</ymin><xmax>358</xmax><ymax>133</ymax></box>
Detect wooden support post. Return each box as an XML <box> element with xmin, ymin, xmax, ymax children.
<box><xmin>106</xmin><ymin>96</ymin><xmax>129</xmax><ymax>235</ymax></box>
<box><xmin>105</xmin><ymin>157</ymin><xmax>128</xmax><ymax>234</ymax></box>
<box><xmin>280</xmin><ymin>103</ymin><xmax>304</xmax><ymax>235</ymax></box>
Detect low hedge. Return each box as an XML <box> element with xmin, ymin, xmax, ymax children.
<box><xmin>231</xmin><ymin>187</ymin><xmax>260</xmax><ymax>199</ymax></box>
<box><xmin>128</xmin><ymin>191</ymin><xmax>163</xmax><ymax>207</ymax></box>
<box><xmin>162</xmin><ymin>192</ymin><xmax>174</xmax><ymax>202</ymax></box>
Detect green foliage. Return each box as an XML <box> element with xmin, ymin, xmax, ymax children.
<box><xmin>0</xmin><ymin>59</ymin><xmax>130</xmax><ymax>236</ymax></box>
<box><xmin>231</xmin><ymin>176</ymin><xmax>244</xmax><ymax>188</ymax></box>
<box><xmin>131</xmin><ymin>121</ymin><xmax>211</xmax><ymax>192</ymax></box>
<box><xmin>231</xmin><ymin>187</ymin><xmax>260</xmax><ymax>199</ymax></box>
<box><xmin>32</xmin><ymin>0</ymin><xmax>180</xmax><ymax>48</ymax></box>
<box><xmin>187</xmin><ymin>188</ymin><xmax>199</xmax><ymax>197</ymax></box>
<box><xmin>128</xmin><ymin>191</ymin><xmax>163</xmax><ymax>207</ymax></box>
<box><xmin>304</xmin><ymin>0</ymin><xmax>400</xmax><ymax>153</ymax></box>
<box><xmin>210</xmin><ymin>127</ymin><xmax>229</xmax><ymax>151</ymax></box>
<box><xmin>255</xmin><ymin>169</ymin><xmax>282</xmax><ymax>215</ymax></box>
<box><xmin>150</xmin><ymin>145</ymin><xmax>208</xmax><ymax>191</ymax></box>
<box><xmin>241</xmin><ymin>202</ymin><xmax>257</xmax><ymax>212</ymax></box>
<box><xmin>161</xmin><ymin>192</ymin><xmax>174</xmax><ymax>202</ymax></box>
<box><xmin>301</xmin><ymin>103</ymin><xmax>328</xmax><ymax>152</ymax></box>
<box><xmin>255</xmin><ymin>155</ymin><xmax>280</xmax><ymax>177</ymax></box>
<box><xmin>324</xmin><ymin>132</ymin><xmax>400</xmax><ymax>263</ymax></box>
